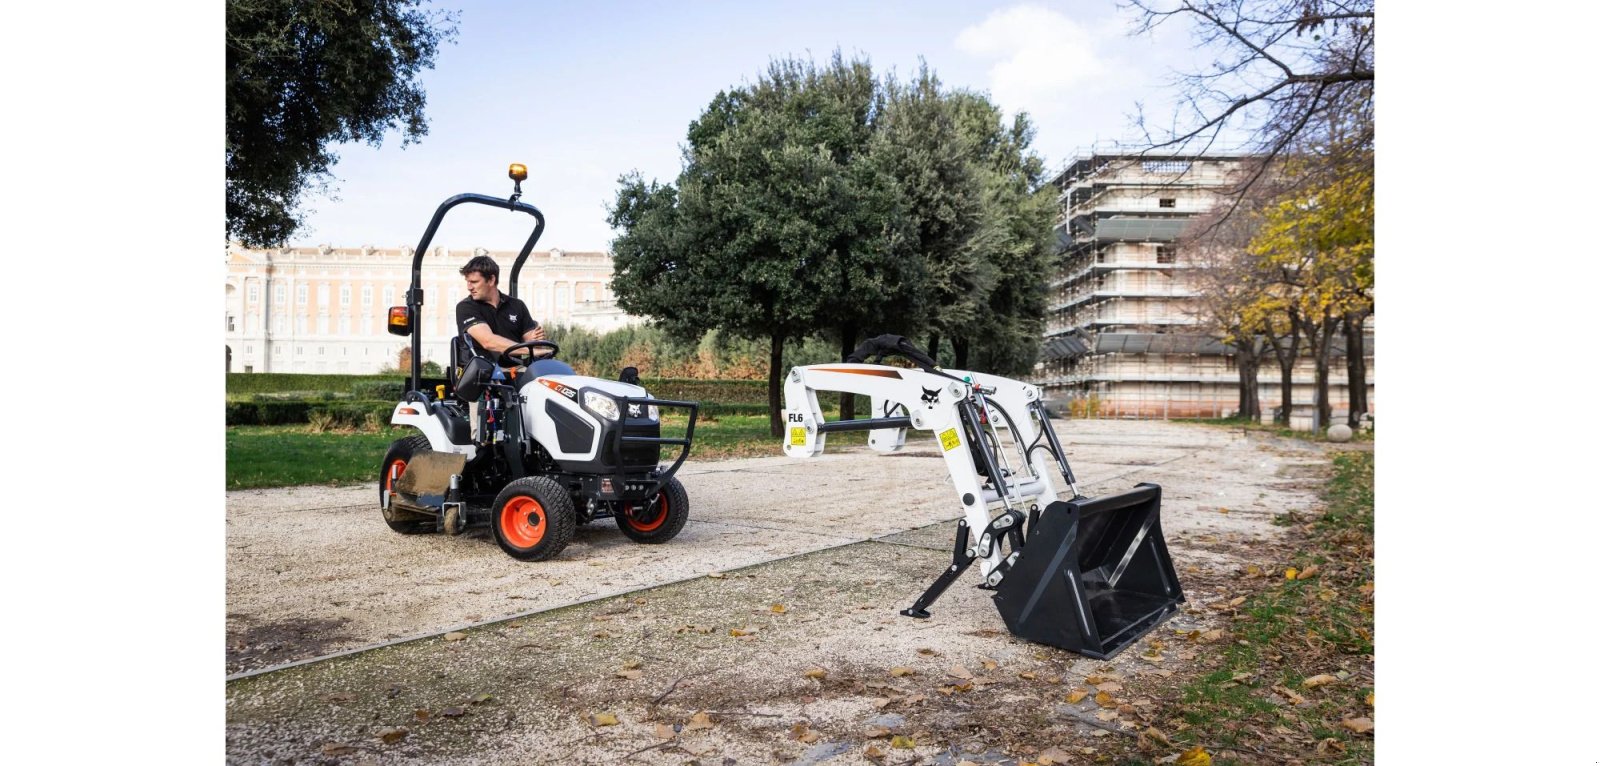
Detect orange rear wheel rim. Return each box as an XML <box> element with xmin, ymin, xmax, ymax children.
<box><xmin>624</xmin><ymin>495</ymin><xmax>669</xmax><ymax>532</ymax></box>
<box><xmin>501</xmin><ymin>496</ymin><xmax>547</xmax><ymax>548</ymax></box>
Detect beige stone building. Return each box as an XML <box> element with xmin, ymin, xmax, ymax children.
<box><xmin>1033</xmin><ymin>153</ymin><xmax>1375</xmax><ymax>426</ymax></box>
<box><xmin>224</xmin><ymin>245</ymin><xmax>635</xmax><ymax>374</ymax></box>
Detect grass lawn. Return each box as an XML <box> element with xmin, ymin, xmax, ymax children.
<box><xmin>225</xmin><ymin>412</ymin><xmax>868</xmax><ymax>490</ymax></box>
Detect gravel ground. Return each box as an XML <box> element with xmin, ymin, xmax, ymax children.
<box><xmin>226</xmin><ymin>419</ymin><xmax>1330</xmax><ymax>764</ymax></box>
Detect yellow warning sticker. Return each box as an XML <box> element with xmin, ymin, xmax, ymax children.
<box><xmin>789</xmin><ymin>426</ymin><xmax>807</xmax><ymax>446</ymax></box>
<box><xmin>939</xmin><ymin>428</ymin><xmax>960</xmax><ymax>451</ymax></box>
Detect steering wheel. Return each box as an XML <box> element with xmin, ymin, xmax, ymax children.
<box><xmin>498</xmin><ymin>339</ymin><xmax>560</xmax><ymax>368</ymax></box>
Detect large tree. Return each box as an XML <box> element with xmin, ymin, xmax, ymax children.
<box><xmin>226</xmin><ymin>0</ymin><xmax>456</xmax><ymax>246</ymax></box>
<box><xmin>609</xmin><ymin>55</ymin><xmax>914</xmax><ymax>436</ymax></box>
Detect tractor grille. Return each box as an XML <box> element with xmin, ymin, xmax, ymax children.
<box><xmin>619</xmin><ymin>421</ymin><xmax>662</xmax><ymax>467</ymax></box>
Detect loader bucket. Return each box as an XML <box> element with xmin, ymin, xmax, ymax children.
<box><xmin>992</xmin><ymin>483</ymin><xmax>1183</xmax><ymax>659</ymax></box>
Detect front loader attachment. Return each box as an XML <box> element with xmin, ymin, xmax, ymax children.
<box><xmin>992</xmin><ymin>484</ymin><xmax>1184</xmax><ymax>659</ymax></box>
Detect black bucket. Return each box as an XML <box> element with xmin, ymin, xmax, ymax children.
<box><xmin>992</xmin><ymin>483</ymin><xmax>1184</xmax><ymax>659</ymax></box>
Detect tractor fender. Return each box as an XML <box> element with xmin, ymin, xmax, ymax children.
<box><xmin>389</xmin><ymin>402</ymin><xmax>477</xmax><ymax>460</ymax></box>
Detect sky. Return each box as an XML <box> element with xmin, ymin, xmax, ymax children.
<box><xmin>290</xmin><ymin>0</ymin><xmax>1213</xmax><ymax>253</ymax></box>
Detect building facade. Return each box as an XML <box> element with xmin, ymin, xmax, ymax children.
<box><xmin>225</xmin><ymin>245</ymin><xmax>635</xmax><ymax>374</ymax></box>
<box><xmin>1034</xmin><ymin>154</ymin><xmax>1375</xmax><ymax>425</ymax></box>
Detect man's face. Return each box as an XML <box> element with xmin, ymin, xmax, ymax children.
<box><xmin>464</xmin><ymin>271</ymin><xmax>496</xmax><ymax>301</ymax></box>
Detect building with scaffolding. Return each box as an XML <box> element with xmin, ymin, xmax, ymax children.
<box><xmin>1034</xmin><ymin>153</ymin><xmax>1374</xmax><ymax>427</ymax></box>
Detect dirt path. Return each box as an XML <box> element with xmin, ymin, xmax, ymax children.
<box><xmin>227</xmin><ymin>420</ymin><xmax>1330</xmax><ymax>764</ymax></box>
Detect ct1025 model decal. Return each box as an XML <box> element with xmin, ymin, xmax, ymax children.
<box><xmin>538</xmin><ymin>378</ymin><xmax>578</xmax><ymax>399</ymax></box>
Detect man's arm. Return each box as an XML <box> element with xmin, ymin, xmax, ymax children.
<box><xmin>521</xmin><ymin>322</ymin><xmax>551</xmax><ymax>356</ymax></box>
<box><xmin>466</xmin><ymin>323</ymin><xmax>524</xmax><ymax>355</ymax></box>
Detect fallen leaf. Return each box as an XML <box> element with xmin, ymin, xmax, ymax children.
<box><xmin>326</xmin><ymin>693</ymin><xmax>356</xmax><ymax>703</ymax></box>
<box><xmin>864</xmin><ymin>725</ymin><xmax>891</xmax><ymax>738</ymax></box>
<box><xmin>1285</xmin><ymin>568</ymin><xmax>1299</xmax><ymax>580</ymax></box>
<box><xmin>801</xmin><ymin>730</ymin><xmax>822</xmax><ymax>743</ymax></box>
<box><xmin>1094</xmin><ymin>691</ymin><xmax>1116</xmax><ymax>707</ymax></box>
<box><xmin>804</xmin><ymin>668</ymin><xmax>828</xmax><ymax>680</ymax></box>
<box><xmin>1199</xmin><ymin>629</ymin><xmax>1224</xmax><ymax>642</ymax></box>
<box><xmin>1245</xmin><ymin>564</ymin><xmax>1264</xmax><ymax>577</ymax></box>
<box><xmin>443</xmin><ymin>632</ymin><xmax>467</xmax><ymax>642</ymax></box>
<box><xmin>864</xmin><ymin>743</ymin><xmax>887</xmax><ymax>758</ymax></box>
<box><xmin>1018</xmin><ymin>671</ymin><xmax>1037</xmax><ymax>680</ymax></box>
<box><xmin>890</xmin><ymin>735</ymin><xmax>915</xmax><ymax>749</ymax></box>
<box><xmin>321</xmin><ymin>743</ymin><xmax>356</xmax><ymax>756</ymax></box>
<box><xmin>771</xmin><ymin>604</ymin><xmax>788</xmax><ymax>614</ymax></box>
<box><xmin>1341</xmin><ymin>717</ymin><xmax>1375</xmax><ymax>734</ymax></box>
<box><xmin>1366</xmin><ymin>692</ymin><xmax>1375</xmax><ymax>707</ymax></box>
<box><xmin>1090</xmin><ymin>729</ymin><xmax>1111</xmax><ymax>738</ymax></box>
<box><xmin>947</xmin><ymin>664</ymin><xmax>975</xmax><ymax>680</ymax></box>
<box><xmin>1272</xmin><ymin>685</ymin><xmax>1307</xmax><ymax>705</ymax></box>
<box><xmin>1066</xmin><ymin>689</ymin><xmax>1090</xmax><ymax>704</ymax></box>
<box><xmin>591</xmin><ymin>630</ymin><xmax>613</xmax><ymax>639</ymax></box>
<box><xmin>686</xmin><ymin>712</ymin><xmax>713</xmax><ymax>730</ymax></box>
<box><xmin>653</xmin><ymin>723</ymin><xmax>676</xmax><ymax>740</ymax></box>
<box><xmin>1096</xmin><ymin>709</ymin><xmax>1119</xmax><ymax>721</ymax></box>
<box><xmin>1093</xmin><ymin>681</ymin><xmax>1124</xmax><ymax>693</ymax></box>
<box><xmin>1301</xmin><ymin>674</ymin><xmax>1338</xmax><ymax>689</ymax></box>
<box><xmin>981</xmin><ymin>659</ymin><xmax>999</xmax><ymax>671</ymax></box>
<box><xmin>1084</xmin><ymin>673</ymin><xmax>1117</xmax><ymax>684</ymax></box>
<box><xmin>872</xmin><ymin>696</ymin><xmax>894</xmax><ymax>708</ymax></box>
<box><xmin>591</xmin><ymin>712</ymin><xmax>619</xmax><ymax>727</ymax></box>
<box><xmin>890</xmin><ymin>667</ymin><xmax>915</xmax><ymax>677</ymax></box>
<box><xmin>470</xmin><ymin>693</ymin><xmax>494</xmax><ymax>704</ymax></box>
<box><xmin>1038</xmin><ymin>747</ymin><xmax>1074</xmax><ymax>765</ymax></box>
<box><xmin>916</xmin><ymin>647</ymin><xmax>940</xmax><ymax>657</ymax></box>
<box><xmin>376</xmin><ymin>727</ymin><xmax>408</xmax><ymax>744</ymax></box>
<box><xmin>1317</xmin><ymin>738</ymin><xmax>1346</xmax><ymax>754</ymax></box>
<box><xmin>622</xmin><ymin>659</ymin><xmax>642</xmax><ymax>670</ymax></box>
<box><xmin>707</xmin><ymin>572</ymin><xmax>725</xmax><ymax>579</ymax></box>
<box><xmin>413</xmin><ymin>709</ymin><xmax>431</xmax><ymax>722</ymax></box>
<box><xmin>1228</xmin><ymin>596</ymin><xmax>1246</xmax><ymax>607</ymax></box>
<box><xmin>1144</xmin><ymin>727</ymin><xmax>1172</xmax><ymax>747</ymax></box>
<box><xmin>439</xmin><ymin>707</ymin><xmax>465</xmax><ymax>718</ymax></box>
<box><xmin>1175</xmin><ymin>745</ymin><xmax>1212</xmax><ymax>765</ymax></box>
<box><xmin>1297</xmin><ymin>564</ymin><xmax>1320</xmax><ymax>579</ymax></box>
<box><xmin>615</xmin><ymin>670</ymin><xmax>643</xmax><ymax>680</ymax></box>
<box><xmin>728</xmin><ymin>628</ymin><xmax>752</xmax><ymax>637</ymax></box>
<box><xmin>506</xmin><ymin>620</ymin><xmax>523</xmax><ymax>629</ymax></box>
<box><xmin>953</xmin><ymin>682</ymin><xmax>974</xmax><ymax>693</ymax></box>
<box><xmin>1218</xmin><ymin>507</ymin><xmax>1229</xmax><ymax>514</ymax></box>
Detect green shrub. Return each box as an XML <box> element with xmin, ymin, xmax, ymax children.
<box><xmin>351</xmin><ymin>379</ymin><xmax>406</xmax><ymax>400</ymax></box>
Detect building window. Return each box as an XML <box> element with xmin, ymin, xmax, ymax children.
<box><xmin>274</xmin><ymin>285</ymin><xmax>286</xmax><ymax>305</ymax></box>
<box><xmin>226</xmin><ymin>315</ymin><xmax>236</xmax><ymax>332</ymax></box>
<box><xmin>1157</xmin><ymin>245</ymin><xmax>1177</xmax><ymax>264</ymax></box>
<box><xmin>297</xmin><ymin>316</ymin><xmax>307</xmax><ymax>334</ymax></box>
<box><xmin>1142</xmin><ymin>160</ymin><xmax>1191</xmax><ymax>174</ymax></box>
<box><xmin>383</xmin><ymin>286</ymin><xmax>395</xmax><ymax>305</ymax></box>
<box><xmin>296</xmin><ymin>346</ymin><xmax>303</xmax><ymax>355</ymax></box>
<box><xmin>362</xmin><ymin>286</ymin><xmax>372</xmax><ymax>306</ymax></box>
<box><xmin>317</xmin><ymin>316</ymin><xmax>329</xmax><ymax>334</ymax></box>
<box><xmin>244</xmin><ymin>365</ymin><xmax>253</xmax><ymax>373</ymax></box>
<box><xmin>318</xmin><ymin>347</ymin><xmax>325</xmax><ymax>356</ymax></box>
<box><xmin>246</xmin><ymin>345</ymin><xmax>253</xmax><ymax>354</ymax></box>
<box><xmin>248</xmin><ymin>285</ymin><xmax>259</xmax><ymax>303</ymax></box>
<box><xmin>340</xmin><ymin>286</ymin><xmax>351</xmax><ymax>306</ymax></box>
<box><xmin>318</xmin><ymin>285</ymin><xmax>330</xmax><ymax>306</ymax></box>
<box><xmin>339</xmin><ymin>317</ymin><xmax>350</xmax><ymax>335</ymax></box>
<box><xmin>1158</xmin><ymin>198</ymin><xmax>1176</xmax><ymax>208</ymax></box>
<box><xmin>297</xmin><ymin>285</ymin><xmax>308</xmax><ymax>305</ymax></box>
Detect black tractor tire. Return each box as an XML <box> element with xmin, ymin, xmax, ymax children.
<box><xmin>379</xmin><ymin>435</ymin><xmax>436</xmax><ymax>534</ymax></box>
<box><xmin>490</xmin><ymin>477</ymin><xmax>577</xmax><ymax>561</ymax></box>
<box><xmin>616</xmin><ymin>476</ymin><xmax>690</xmax><ymax>544</ymax></box>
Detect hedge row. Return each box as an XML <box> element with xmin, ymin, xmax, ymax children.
<box><xmin>226</xmin><ymin>373</ymin><xmax>405</xmax><ymax>396</ymax></box>
<box><xmin>227</xmin><ymin>400</ymin><xmax>398</xmax><ymax>427</ymax></box>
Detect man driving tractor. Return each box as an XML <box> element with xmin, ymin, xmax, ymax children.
<box><xmin>455</xmin><ymin>254</ymin><xmax>549</xmax><ymax>361</ymax></box>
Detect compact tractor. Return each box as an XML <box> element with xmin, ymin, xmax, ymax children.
<box><xmin>378</xmin><ymin>165</ymin><xmax>698</xmax><ymax>561</ymax></box>
<box><xmin>783</xmin><ymin>335</ymin><xmax>1184</xmax><ymax>658</ymax></box>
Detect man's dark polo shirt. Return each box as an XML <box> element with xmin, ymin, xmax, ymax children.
<box><xmin>456</xmin><ymin>290</ymin><xmax>538</xmax><ymax>355</ymax></box>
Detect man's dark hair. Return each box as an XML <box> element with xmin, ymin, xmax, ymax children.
<box><xmin>460</xmin><ymin>255</ymin><xmax>500</xmax><ymax>284</ymax></box>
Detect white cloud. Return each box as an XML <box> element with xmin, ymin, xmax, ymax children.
<box><xmin>955</xmin><ymin>4</ymin><xmax>1115</xmax><ymax>115</ymax></box>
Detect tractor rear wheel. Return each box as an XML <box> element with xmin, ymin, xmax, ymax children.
<box><xmin>379</xmin><ymin>435</ymin><xmax>435</xmax><ymax>534</ymax></box>
<box><xmin>616</xmin><ymin>476</ymin><xmax>689</xmax><ymax>544</ymax></box>
<box><xmin>490</xmin><ymin>477</ymin><xmax>576</xmax><ymax>561</ymax></box>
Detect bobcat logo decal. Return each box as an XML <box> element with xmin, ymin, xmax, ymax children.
<box><xmin>921</xmin><ymin>387</ymin><xmax>940</xmax><ymax>405</ymax></box>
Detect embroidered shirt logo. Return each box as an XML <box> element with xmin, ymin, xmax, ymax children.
<box><xmin>509</xmin><ymin>314</ymin><xmax>518</xmax><ymax>322</ymax></box>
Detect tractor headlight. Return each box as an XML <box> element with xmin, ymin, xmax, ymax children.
<box><xmin>648</xmin><ymin>404</ymin><xmax>660</xmax><ymax>420</ymax></box>
<box><xmin>583</xmin><ymin>390</ymin><xmax>620</xmax><ymax>421</ymax></box>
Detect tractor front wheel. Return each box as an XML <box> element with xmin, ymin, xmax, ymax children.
<box><xmin>616</xmin><ymin>476</ymin><xmax>690</xmax><ymax>544</ymax></box>
<box><xmin>490</xmin><ymin>477</ymin><xmax>576</xmax><ymax>561</ymax></box>
<box><xmin>379</xmin><ymin>435</ymin><xmax>435</xmax><ymax>534</ymax></box>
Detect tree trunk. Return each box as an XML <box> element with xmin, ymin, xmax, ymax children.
<box><xmin>1301</xmin><ymin>307</ymin><xmax>1338</xmax><ymax>432</ymax></box>
<box><xmin>1263</xmin><ymin>311</ymin><xmax>1301</xmax><ymax>426</ymax></box>
<box><xmin>1234</xmin><ymin>334</ymin><xmax>1262</xmax><ymax>422</ymax></box>
<box><xmin>927</xmin><ymin>333</ymin><xmax>941</xmax><ymax>365</ymax></box>
<box><xmin>766</xmin><ymin>332</ymin><xmax>786</xmax><ymax>438</ymax></box>
<box><xmin>839</xmin><ymin>323</ymin><xmax>859</xmax><ymax>421</ymax></box>
<box><xmin>1344</xmin><ymin>308</ymin><xmax>1370</xmax><ymax>428</ymax></box>
<box><xmin>953</xmin><ymin>337</ymin><xmax>970</xmax><ymax>370</ymax></box>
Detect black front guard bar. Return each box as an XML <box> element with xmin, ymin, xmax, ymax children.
<box><xmin>610</xmin><ymin>397</ymin><xmax>698</xmax><ymax>492</ymax></box>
